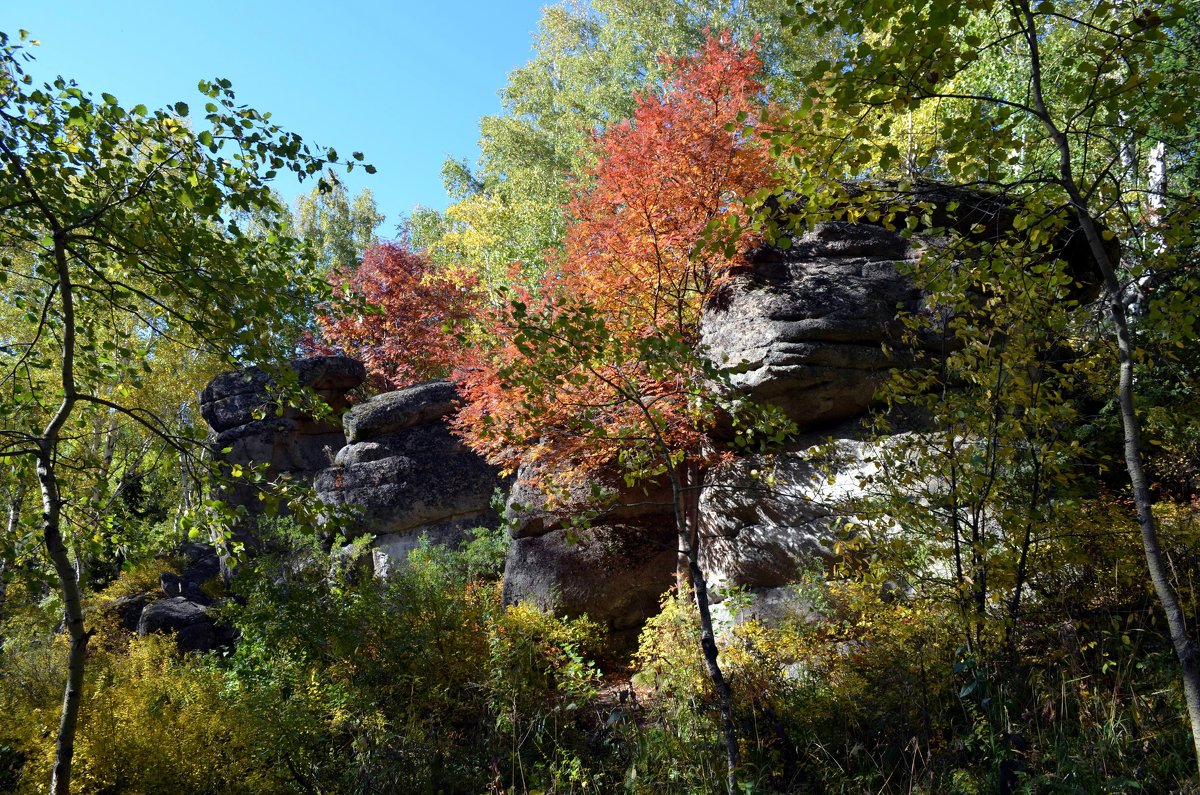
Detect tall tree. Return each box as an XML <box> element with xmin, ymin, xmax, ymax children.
<box><xmin>0</xmin><ymin>31</ymin><xmax>356</xmax><ymax>793</ymax></box>
<box><xmin>295</xmin><ymin>176</ymin><xmax>384</xmax><ymax>275</ymax></box>
<box><xmin>425</xmin><ymin>0</ymin><xmax>832</xmax><ymax>289</ymax></box>
<box><xmin>453</xmin><ymin>36</ymin><xmax>783</xmax><ymax>793</ymax></box>
<box><xmin>772</xmin><ymin>0</ymin><xmax>1200</xmax><ymax>775</ymax></box>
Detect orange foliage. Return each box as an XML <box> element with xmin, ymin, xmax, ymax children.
<box><xmin>454</xmin><ymin>35</ymin><xmax>776</xmax><ymax>483</ymax></box>
<box><xmin>555</xmin><ymin>31</ymin><xmax>776</xmax><ymax>342</ymax></box>
<box><xmin>317</xmin><ymin>242</ymin><xmax>481</xmax><ymax>389</ymax></box>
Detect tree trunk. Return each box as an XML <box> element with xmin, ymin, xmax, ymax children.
<box><xmin>41</xmin><ymin>232</ymin><xmax>87</xmax><ymax>795</ymax></box>
<box><xmin>1012</xmin><ymin>0</ymin><xmax>1200</xmax><ymax>773</ymax></box>
<box><xmin>1011</xmin><ymin>1</ymin><xmax>1200</xmax><ymax>774</ymax></box>
<box><xmin>1083</xmin><ymin>220</ymin><xmax>1200</xmax><ymax>774</ymax></box>
<box><xmin>670</xmin><ymin>462</ymin><xmax>739</xmax><ymax>794</ymax></box>
<box><xmin>37</xmin><ymin>450</ymin><xmax>89</xmax><ymax>795</ymax></box>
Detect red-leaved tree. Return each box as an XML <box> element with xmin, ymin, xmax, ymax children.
<box><xmin>317</xmin><ymin>242</ymin><xmax>480</xmax><ymax>389</ymax></box>
<box><xmin>453</xmin><ymin>35</ymin><xmax>783</xmax><ymax>793</ymax></box>
<box><xmin>555</xmin><ymin>32</ymin><xmax>776</xmax><ymax>341</ymax></box>
<box><xmin>457</xmin><ymin>32</ymin><xmax>776</xmax><ymax>466</ymax></box>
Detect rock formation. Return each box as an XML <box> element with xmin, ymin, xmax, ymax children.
<box><xmin>103</xmin><ymin>543</ymin><xmax>235</xmax><ymax>654</ymax></box>
<box><xmin>502</xmin><ymin>469</ymin><xmax>677</xmax><ymax>636</ymax></box>
<box><xmin>200</xmin><ymin>355</ymin><xmax>366</xmax><ymax>544</ymax></box>
<box><xmin>700</xmin><ymin>221</ymin><xmax>926</xmax><ymax>428</ymax></box>
<box><xmin>201</xmin><ymin>361</ymin><xmax>504</xmax><ymax>578</ymax></box>
<box><xmin>499</xmin><ymin>221</ymin><xmax>929</xmax><ymax>631</ymax></box>
<box><xmin>198</xmin><ymin>184</ymin><xmax>1113</xmax><ymax>643</ymax></box>
<box><xmin>314</xmin><ymin>380</ymin><xmax>505</xmax><ymax>576</ymax></box>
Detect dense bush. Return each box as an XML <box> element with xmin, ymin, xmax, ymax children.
<box><xmin>3</xmin><ymin>504</ymin><xmax>1198</xmax><ymax>793</ymax></box>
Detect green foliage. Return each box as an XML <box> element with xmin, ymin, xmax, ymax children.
<box><xmin>0</xmin><ymin>29</ymin><xmax>372</xmax><ymax>788</ymax></box>
<box><xmin>294</xmin><ymin>175</ymin><xmax>385</xmax><ymax>276</ymax></box>
<box><xmin>220</xmin><ymin>528</ymin><xmax>611</xmax><ymax>793</ymax></box>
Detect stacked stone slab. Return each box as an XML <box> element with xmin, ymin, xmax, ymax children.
<box><xmin>199</xmin><ymin>355</ymin><xmax>366</xmax><ymax>538</ymax></box>
<box><xmin>314</xmin><ymin>380</ymin><xmax>505</xmax><ymax>576</ymax></box>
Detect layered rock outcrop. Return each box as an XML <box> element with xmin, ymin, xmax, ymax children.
<box><xmin>200</xmin><ymin>355</ymin><xmax>365</xmax><ymax>536</ymax></box>
<box><xmin>201</xmin><ymin>364</ymin><xmax>504</xmax><ymax>578</ymax></box>
<box><xmin>700</xmin><ymin>221</ymin><xmax>926</xmax><ymax>427</ymax></box>
<box><xmin>314</xmin><ymin>380</ymin><xmax>505</xmax><ymax>576</ymax></box>
<box><xmin>199</xmin><ymin>184</ymin><xmax>1113</xmax><ymax>642</ymax></box>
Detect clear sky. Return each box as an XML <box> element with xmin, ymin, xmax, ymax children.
<box><xmin>8</xmin><ymin>0</ymin><xmax>549</xmax><ymax>232</ymax></box>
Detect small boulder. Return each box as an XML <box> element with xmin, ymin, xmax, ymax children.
<box><xmin>137</xmin><ymin>597</ymin><xmax>210</xmax><ymax>636</ymax></box>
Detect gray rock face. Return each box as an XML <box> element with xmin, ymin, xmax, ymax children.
<box><xmin>315</xmin><ymin>380</ymin><xmax>505</xmax><ymax>574</ymax></box>
<box><xmin>505</xmin><ymin>464</ymin><xmax>674</xmax><ymax>539</ymax></box>
<box><xmin>500</xmin><ymin>463</ymin><xmax>679</xmax><ymax>635</ymax></box>
<box><xmin>700</xmin><ymin>222</ymin><xmax>925</xmax><ymax>429</ymax></box>
<box><xmin>201</xmin><ymin>355</ymin><xmax>366</xmax><ymax>433</ymax></box>
<box><xmin>502</xmin><ymin>519</ymin><xmax>678</xmax><ymax>635</ymax></box>
<box><xmin>343</xmin><ymin>380</ymin><xmax>458</xmax><ymax>442</ymax></box>
<box><xmin>201</xmin><ymin>357</ymin><xmax>365</xmax><ymax>554</ymax></box>
<box><xmin>214</xmin><ymin>419</ymin><xmax>345</xmax><ymax>474</ymax></box>
<box><xmin>699</xmin><ymin>423</ymin><xmax>884</xmax><ymax>598</ymax></box>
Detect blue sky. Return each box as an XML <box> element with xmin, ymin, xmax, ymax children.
<box><xmin>9</xmin><ymin>0</ymin><xmax>549</xmax><ymax>231</ymax></box>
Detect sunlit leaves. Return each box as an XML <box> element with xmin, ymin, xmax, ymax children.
<box><xmin>316</xmin><ymin>243</ymin><xmax>481</xmax><ymax>389</ymax></box>
<box><xmin>454</xmin><ymin>35</ymin><xmax>791</xmax><ymax>490</ymax></box>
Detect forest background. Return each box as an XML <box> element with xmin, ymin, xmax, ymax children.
<box><xmin>2</xmin><ymin>0</ymin><xmax>1200</xmax><ymax>793</ymax></box>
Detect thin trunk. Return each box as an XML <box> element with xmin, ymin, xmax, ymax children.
<box><xmin>1148</xmin><ymin>140</ymin><xmax>1167</xmax><ymax>221</ymax></box>
<box><xmin>1086</xmin><ymin>219</ymin><xmax>1200</xmax><ymax>775</ymax></box>
<box><xmin>1005</xmin><ymin>451</ymin><xmax>1041</xmax><ymax>658</ymax></box>
<box><xmin>38</xmin><ymin>450</ymin><xmax>89</xmax><ymax>795</ymax></box>
<box><xmin>671</xmin><ymin>462</ymin><xmax>739</xmax><ymax>794</ymax></box>
<box><xmin>1014</xmin><ymin>0</ymin><xmax>1200</xmax><ymax>775</ymax></box>
<box><xmin>175</xmin><ymin>448</ymin><xmax>192</xmax><ymax>544</ymax></box>
<box><xmin>44</xmin><ymin>230</ymin><xmax>86</xmax><ymax>795</ymax></box>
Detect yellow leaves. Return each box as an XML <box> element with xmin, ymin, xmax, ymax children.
<box><xmin>4</xmin><ymin>635</ymin><xmax>284</xmax><ymax>793</ymax></box>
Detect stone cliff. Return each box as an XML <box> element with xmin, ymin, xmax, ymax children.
<box><xmin>200</xmin><ymin>185</ymin><xmax>1107</xmax><ymax>637</ymax></box>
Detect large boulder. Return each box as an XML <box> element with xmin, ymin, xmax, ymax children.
<box><xmin>700</xmin><ymin>222</ymin><xmax>926</xmax><ymax>429</ymax></box>
<box><xmin>315</xmin><ymin>380</ymin><xmax>506</xmax><ymax>574</ymax></box>
<box><xmin>201</xmin><ymin>355</ymin><xmax>365</xmax><ymax>433</ymax></box>
<box><xmin>137</xmin><ymin>598</ymin><xmax>236</xmax><ymax>654</ymax></box>
<box><xmin>503</xmin><ymin>519</ymin><xmax>678</xmax><ymax>637</ymax></box>
<box><xmin>501</xmin><ymin>464</ymin><xmax>679</xmax><ymax>636</ymax></box>
<box><xmin>702</xmin><ymin>183</ymin><xmax>1113</xmax><ymax>432</ymax></box>
<box><xmin>343</xmin><ymin>380</ymin><xmax>458</xmax><ymax>442</ymax></box>
<box><xmin>101</xmin><ymin>543</ymin><xmax>235</xmax><ymax>654</ymax></box>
